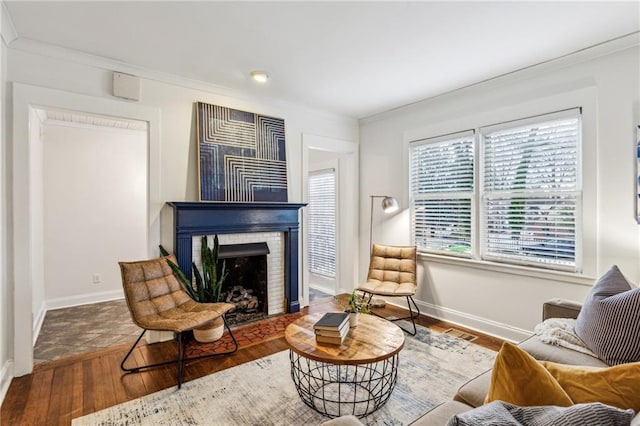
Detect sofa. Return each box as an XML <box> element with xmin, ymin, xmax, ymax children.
<box><xmin>412</xmin><ymin>298</ymin><xmax>639</xmax><ymax>425</ymax></box>
<box><xmin>323</xmin><ymin>264</ymin><xmax>640</xmax><ymax>425</ymax></box>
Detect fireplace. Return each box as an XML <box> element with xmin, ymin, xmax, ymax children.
<box><xmin>165</xmin><ymin>202</ymin><xmax>305</xmax><ymax>314</ymax></box>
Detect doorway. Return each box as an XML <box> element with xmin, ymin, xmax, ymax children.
<box><xmin>307</xmin><ymin>160</ymin><xmax>338</xmax><ymax>298</ymax></box>
<box><xmin>12</xmin><ymin>83</ymin><xmax>161</xmax><ymax>375</ymax></box>
<box><xmin>301</xmin><ymin>134</ymin><xmax>359</xmax><ymax>307</ymax></box>
<box><xmin>30</xmin><ymin>109</ymin><xmax>148</xmax><ymax>362</ymax></box>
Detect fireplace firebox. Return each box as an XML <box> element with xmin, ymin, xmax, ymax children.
<box><xmin>218</xmin><ymin>242</ymin><xmax>270</xmax><ymax>325</ymax></box>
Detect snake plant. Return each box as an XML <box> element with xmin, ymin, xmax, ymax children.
<box><xmin>160</xmin><ymin>235</ymin><xmax>228</xmax><ymax>303</ymax></box>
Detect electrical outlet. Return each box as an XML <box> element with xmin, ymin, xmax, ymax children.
<box><xmin>92</xmin><ymin>273</ymin><xmax>101</xmax><ymax>284</ymax></box>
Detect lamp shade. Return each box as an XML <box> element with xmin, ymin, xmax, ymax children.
<box><xmin>369</xmin><ymin>194</ymin><xmax>399</xmax><ymax>252</ymax></box>
<box><xmin>381</xmin><ymin>196</ymin><xmax>398</xmax><ymax>213</ymax></box>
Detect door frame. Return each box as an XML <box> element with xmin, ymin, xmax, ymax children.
<box><xmin>12</xmin><ymin>83</ymin><xmax>161</xmax><ymax>376</ymax></box>
<box><xmin>301</xmin><ymin>134</ymin><xmax>359</xmax><ymax>306</ymax></box>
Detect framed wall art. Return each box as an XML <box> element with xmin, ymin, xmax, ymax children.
<box><xmin>196</xmin><ymin>102</ymin><xmax>288</xmax><ymax>202</ymax></box>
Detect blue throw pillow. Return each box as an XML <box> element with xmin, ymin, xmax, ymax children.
<box><xmin>574</xmin><ymin>265</ymin><xmax>640</xmax><ymax>365</ymax></box>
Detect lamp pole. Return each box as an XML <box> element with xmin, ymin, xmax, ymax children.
<box><xmin>369</xmin><ymin>195</ymin><xmax>399</xmax><ymax>253</ymax></box>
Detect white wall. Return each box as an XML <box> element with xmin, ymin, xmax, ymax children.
<box><xmin>4</xmin><ymin>43</ymin><xmax>358</xmax><ymax>377</ymax></box>
<box><xmin>359</xmin><ymin>37</ymin><xmax>640</xmax><ymax>341</ymax></box>
<box><xmin>42</xmin><ymin>122</ymin><xmax>147</xmax><ymax>306</ymax></box>
<box><xmin>7</xmin><ymin>47</ymin><xmax>358</xmax><ymax>202</ymax></box>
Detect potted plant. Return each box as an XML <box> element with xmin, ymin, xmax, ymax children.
<box><xmin>336</xmin><ymin>290</ymin><xmax>370</xmax><ymax>327</ymax></box>
<box><xmin>160</xmin><ymin>235</ymin><xmax>228</xmax><ymax>342</ymax></box>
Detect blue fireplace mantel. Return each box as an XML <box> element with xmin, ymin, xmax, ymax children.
<box><xmin>166</xmin><ymin>201</ymin><xmax>306</xmax><ymax>313</ymax></box>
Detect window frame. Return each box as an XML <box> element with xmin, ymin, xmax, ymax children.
<box><xmin>406</xmin><ymin>100</ymin><xmax>593</xmax><ymax>279</ymax></box>
<box><xmin>479</xmin><ymin>108</ymin><xmax>583</xmax><ymax>272</ymax></box>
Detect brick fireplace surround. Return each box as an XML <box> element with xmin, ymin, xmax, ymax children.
<box><xmin>166</xmin><ymin>202</ymin><xmax>306</xmax><ymax>313</ymax></box>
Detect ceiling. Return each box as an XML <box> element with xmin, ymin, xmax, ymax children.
<box><xmin>4</xmin><ymin>1</ymin><xmax>639</xmax><ymax>119</ymax></box>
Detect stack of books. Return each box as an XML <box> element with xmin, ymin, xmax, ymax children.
<box><xmin>314</xmin><ymin>312</ymin><xmax>350</xmax><ymax>345</ymax></box>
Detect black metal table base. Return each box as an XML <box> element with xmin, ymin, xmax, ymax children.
<box><xmin>289</xmin><ymin>350</ymin><xmax>399</xmax><ymax>418</ymax></box>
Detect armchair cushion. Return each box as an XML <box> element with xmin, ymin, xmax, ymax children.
<box><xmin>358</xmin><ymin>244</ymin><xmax>417</xmax><ymax>296</ymax></box>
<box><xmin>120</xmin><ymin>255</ymin><xmax>233</xmax><ymax>333</ymax></box>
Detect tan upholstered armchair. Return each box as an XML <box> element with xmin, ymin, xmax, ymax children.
<box><xmin>119</xmin><ymin>254</ymin><xmax>238</xmax><ymax>388</ymax></box>
<box><xmin>357</xmin><ymin>244</ymin><xmax>420</xmax><ymax>335</ymax></box>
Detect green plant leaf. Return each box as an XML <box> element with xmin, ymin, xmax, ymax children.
<box><xmin>346</xmin><ymin>290</ymin><xmax>370</xmax><ymax>314</ymax></box>
<box><xmin>166</xmin><ymin>259</ymin><xmax>198</xmax><ymax>300</ymax></box>
<box><xmin>193</xmin><ymin>262</ymin><xmax>205</xmax><ymax>302</ymax></box>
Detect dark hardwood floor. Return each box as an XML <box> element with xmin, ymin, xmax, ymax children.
<box><xmin>1</xmin><ymin>296</ymin><xmax>503</xmax><ymax>425</ymax></box>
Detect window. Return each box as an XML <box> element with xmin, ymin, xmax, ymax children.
<box><xmin>308</xmin><ymin>169</ymin><xmax>337</xmax><ymax>277</ymax></box>
<box><xmin>481</xmin><ymin>110</ymin><xmax>581</xmax><ymax>271</ymax></box>
<box><xmin>409</xmin><ymin>132</ymin><xmax>474</xmax><ymax>256</ymax></box>
<box><xmin>409</xmin><ymin>109</ymin><xmax>582</xmax><ymax>272</ymax></box>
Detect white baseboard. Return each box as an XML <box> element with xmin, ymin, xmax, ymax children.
<box><xmin>309</xmin><ymin>283</ymin><xmax>335</xmax><ymax>296</ymax></box>
<box><xmin>45</xmin><ymin>289</ymin><xmax>125</xmax><ymax>311</ymax></box>
<box><xmin>0</xmin><ymin>360</ymin><xmax>13</xmax><ymax>408</ymax></box>
<box><xmin>386</xmin><ymin>298</ymin><xmax>532</xmax><ymax>343</ymax></box>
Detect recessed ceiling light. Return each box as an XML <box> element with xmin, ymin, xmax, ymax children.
<box><xmin>250</xmin><ymin>70</ymin><xmax>269</xmax><ymax>83</ymax></box>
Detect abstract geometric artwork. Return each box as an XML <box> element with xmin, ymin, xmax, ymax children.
<box><xmin>196</xmin><ymin>102</ymin><xmax>288</xmax><ymax>202</ymax></box>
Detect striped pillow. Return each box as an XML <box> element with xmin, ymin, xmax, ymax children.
<box><xmin>448</xmin><ymin>401</ymin><xmax>634</xmax><ymax>426</ymax></box>
<box><xmin>574</xmin><ymin>265</ymin><xmax>640</xmax><ymax>365</ymax></box>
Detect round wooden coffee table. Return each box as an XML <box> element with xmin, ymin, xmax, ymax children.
<box><xmin>285</xmin><ymin>312</ymin><xmax>405</xmax><ymax>418</ymax></box>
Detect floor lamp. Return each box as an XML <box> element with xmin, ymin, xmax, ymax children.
<box><xmin>369</xmin><ymin>195</ymin><xmax>399</xmax><ymax>252</ymax></box>
<box><xmin>367</xmin><ymin>195</ymin><xmax>399</xmax><ymax>308</ymax></box>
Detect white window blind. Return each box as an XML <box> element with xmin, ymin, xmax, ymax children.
<box><xmin>410</xmin><ymin>133</ymin><xmax>474</xmax><ymax>256</ymax></box>
<box><xmin>308</xmin><ymin>169</ymin><xmax>336</xmax><ymax>277</ymax></box>
<box><xmin>481</xmin><ymin>110</ymin><xmax>581</xmax><ymax>271</ymax></box>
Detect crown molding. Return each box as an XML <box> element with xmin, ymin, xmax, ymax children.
<box><xmin>8</xmin><ymin>37</ymin><xmax>357</xmax><ymax>123</ymax></box>
<box><xmin>0</xmin><ymin>1</ymin><xmax>17</xmax><ymax>46</ymax></box>
<box><xmin>10</xmin><ymin>37</ymin><xmax>236</xmax><ymax>95</ymax></box>
<box><xmin>362</xmin><ymin>31</ymin><xmax>640</xmax><ymax>123</ymax></box>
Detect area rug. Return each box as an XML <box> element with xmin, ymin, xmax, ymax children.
<box><xmin>73</xmin><ymin>323</ymin><xmax>496</xmax><ymax>425</ymax></box>
<box><xmin>185</xmin><ymin>310</ymin><xmax>304</xmax><ymax>356</ymax></box>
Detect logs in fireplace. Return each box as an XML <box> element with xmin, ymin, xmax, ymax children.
<box><xmin>222</xmin><ymin>285</ymin><xmax>259</xmax><ymax>311</ymax></box>
<box><xmin>219</xmin><ymin>242</ymin><xmax>269</xmax><ymax>325</ymax></box>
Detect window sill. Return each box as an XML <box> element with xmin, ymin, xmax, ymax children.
<box><xmin>417</xmin><ymin>252</ymin><xmax>596</xmax><ymax>287</ymax></box>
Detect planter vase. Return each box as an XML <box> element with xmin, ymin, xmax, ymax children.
<box><xmin>349</xmin><ymin>312</ymin><xmax>359</xmax><ymax>327</ymax></box>
<box><xmin>193</xmin><ymin>317</ymin><xmax>224</xmax><ymax>342</ymax></box>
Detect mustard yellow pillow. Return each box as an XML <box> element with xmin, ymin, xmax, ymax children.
<box><xmin>541</xmin><ymin>360</ymin><xmax>640</xmax><ymax>412</ymax></box>
<box><xmin>485</xmin><ymin>342</ymin><xmax>573</xmax><ymax>407</ymax></box>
